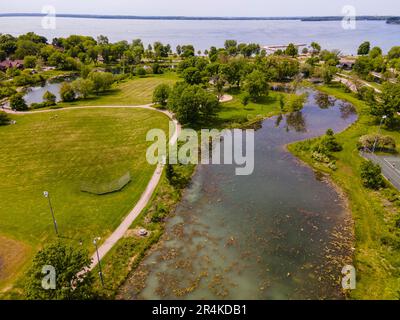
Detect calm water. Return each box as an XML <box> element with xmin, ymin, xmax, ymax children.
<box><xmin>118</xmin><ymin>89</ymin><xmax>357</xmax><ymax>300</ymax></box>
<box><xmin>23</xmin><ymin>81</ymin><xmax>63</xmax><ymax>105</ymax></box>
<box><xmin>1</xmin><ymin>17</ymin><xmax>399</xmax><ymax>54</ymax></box>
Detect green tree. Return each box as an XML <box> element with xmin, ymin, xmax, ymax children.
<box><xmin>372</xmin><ymin>82</ymin><xmax>400</xmax><ymax>123</ymax></box>
<box><xmin>24</xmin><ymin>241</ymin><xmax>96</xmax><ymax>300</ymax></box>
<box><xmin>23</xmin><ymin>55</ymin><xmax>37</xmax><ymax>68</ymax></box>
<box><xmin>369</xmin><ymin>46</ymin><xmax>382</xmax><ymax>59</ymax></box>
<box><xmin>182</xmin><ymin>67</ymin><xmax>202</xmax><ymax>85</ymax></box>
<box><xmin>285</xmin><ymin>43</ymin><xmax>298</xmax><ymax>57</ymax></box>
<box><xmin>241</xmin><ymin>93</ymin><xmax>250</xmax><ymax>107</ymax></box>
<box><xmin>310</xmin><ymin>42</ymin><xmax>321</xmax><ymax>54</ymax></box>
<box><xmin>10</xmin><ymin>93</ymin><xmax>28</xmax><ymax>111</ymax></box>
<box><xmin>168</xmin><ymin>82</ymin><xmax>219</xmax><ymax>125</ymax></box>
<box><xmin>43</xmin><ymin>91</ymin><xmax>57</xmax><ymax>106</ymax></box>
<box><xmin>59</xmin><ymin>83</ymin><xmax>76</xmax><ymax>102</ymax></box>
<box><xmin>152</xmin><ymin>84</ymin><xmax>171</xmax><ymax>107</ymax></box>
<box><xmin>0</xmin><ymin>111</ymin><xmax>10</xmax><ymax>125</ymax></box>
<box><xmin>388</xmin><ymin>46</ymin><xmax>400</xmax><ymax>60</ymax></box>
<box><xmin>360</xmin><ymin>160</ymin><xmax>385</xmax><ymax>189</ymax></box>
<box><xmin>89</xmin><ymin>72</ymin><xmax>114</xmax><ymax>94</ymax></box>
<box><xmin>354</xmin><ymin>56</ymin><xmax>373</xmax><ymax>77</ymax></box>
<box><xmin>71</xmin><ymin>78</ymin><xmax>94</xmax><ymax>99</ymax></box>
<box><xmin>224</xmin><ymin>40</ymin><xmax>238</xmax><ymax>56</ymax></box>
<box><xmin>242</xmin><ymin>70</ymin><xmax>269</xmax><ymax>101</ymax></box>
<box><xmin>322</xmin><ymin>66</ymin><xmax>337</xmax><ymax>84</ymax></box>
<box><xmin>358</xmin><ymin>41</ymin><xmax>371</xmax><ymax>55</ymax></box>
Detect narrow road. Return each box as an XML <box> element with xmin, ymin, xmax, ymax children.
<box><xmin>4</xmin><ymin>104</ymin><xmax>181</xmax><ymax>270</ymax></box>
<box><xmin>362</xmin><ymin>152</ymin><xmax>400</xmax><ymax>190</ymax></box>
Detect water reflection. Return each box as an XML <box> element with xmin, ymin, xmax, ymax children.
<box><xmin>339</xmin><ymin>102</ymin><xmax>357</xmax><ymax>120</ymax></box>
<box><xmin>285</xmin><ymin>111</ymin><xmax>307</xmax><ymax>133</ymax></box>
<box><xmin>314</xmin><ymin>92</ymin><xmax>336</xmax><ymax>109</ymax></box>
<box><xmin>118</xmin><ymin>89</ymin><xmax>357</xmax><ymax>300</ymax></box>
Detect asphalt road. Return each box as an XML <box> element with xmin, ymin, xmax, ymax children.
<box><xmin>362</xmin><ymin>152</ymin><xmax>400</xmax><ymax>190</ymax></box>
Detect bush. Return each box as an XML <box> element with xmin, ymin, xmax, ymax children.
<box><xmin>71</xmin><ymin>78</ymin><xmax>94</xmax><ymax>99</ymax></box>
<box><xmin>152</xmin><ymin>84</ymin><xmax>171</xmax><ymax>107</ymax></box>
<box><xmin>135</xmin><ymin>67</ymin><xmax>147</xmax><ymax>77</ymax></box>
<box><xmin>10</xmin><ymin>93</ymin><xmax>28</xmax><ymax>111</ymax></box>
<box><xmin>360</xmin><ymin>160</ymin><xmax>385</xmax><ymax>189</ymax></box>
<box><xmin>312</xmin><ymin>129</ymin><xmax>343</xmax><ymax>155</ymax></box>
<box><xmin>358</xmin><ymin>134</ymin><xmax>396</xmax><ymax>152</ymax></box>
<box><xmin>89</xmin><ymin>72</ymin><xmax>114</xmax><ymax>94</ymax></box>
<box><xmin>0</xmin><ymin>111</ymin><xmax>10</xmax><ymax>125</ymax></box>
<box><xmin>59</xmin><ymin>83</ymin><xmax>76</xmax><ymax>102</ymax></box>
<box><xmin>43</xmin><ymin>90</ymin><xmax>57</xmax><ymax>106</ymax></box>
<box><xmin>30</xmin><ymin>102</ymin><xmax>47</xmax><ymax>109</ymax></box>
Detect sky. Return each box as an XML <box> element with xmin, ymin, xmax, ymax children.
<box><xmin>0</xmin><ymin>0</ymin><xmax>399</xmax><ymax>17</ymax></box>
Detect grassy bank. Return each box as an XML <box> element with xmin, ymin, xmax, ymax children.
<box><xmin>288</xmin><ymin>83</ymin><xmax>400</xmax><ymax>299</ymax></box>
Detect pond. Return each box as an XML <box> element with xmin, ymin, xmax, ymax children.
<box><xmin>23</xmin><ymin>78</ymin><xmax>73</xmax><ymax>106</ymax></box>
<box><xmin>118</xmin><ymin>89</ymin><xmax>358</xmax><ymax>300</ymax></box>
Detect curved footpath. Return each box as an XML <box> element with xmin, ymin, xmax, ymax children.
<box><xmin>3</xmin><ymin>104</ymin><xmax>180</xmax><ymax>270</ymax></box>
<box><xmin>3</xmin><ymin>94</ymin><xmax>232</xmax><ymax>271</ymax></box>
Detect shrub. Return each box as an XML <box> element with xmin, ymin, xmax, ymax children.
<box><xmin>152</xmin><ymin>84</ymin><xmax>171</xmax><ymax>107</ymax></box>
<box><xmin>358</xmin><ymin>134</ymin><xmax>396</xmax><ymax>152</ymax></box>
<box><xmin>135</xmin><ymin>67</ymin><xmax>147</xmax><ymax>77</ymax></box>
<box><xmin>0</xmin><ymin>111</ymin><xmax>10</xmax><ymax>125</ymax></box>
<box><xmin>71</xmin><ymin>78</ymin><xmax>94</xmax><ymax>99</ymax></box>
<box><xmin>43</xmin><ymin>90</ymin><xmax>57</xmax><ymax>106</ymax></box>
<box><xmin>59</xmin><ymin>83</ymin><xmax>76</xmax><ymax>102</ymax></box>
<box><xmin>10</xmin><ymin>93</ymin><xmax>28</xmax><ymax>111</ymax></box>
<box><xmin>360</xmin><ymin>160</ymin><xmax>385</xmax><ymax>189</ymax></box>
<box><xmin>30</xmin><ymin>102</ymin><xmax>47</xmax><ymax>109</ymax></box>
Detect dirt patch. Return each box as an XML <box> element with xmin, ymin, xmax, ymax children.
<box><xmin>0</xmin><ymin>235</ymin><xmax>31</xmax><ymax>285</ymax></box>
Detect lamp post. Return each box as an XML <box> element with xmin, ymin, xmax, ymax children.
<box><xmin>372</xmin><ymin>115</ymin><xmax>387</xmax><ymax>154</ymax></box>
<box><xmin>43</xmin><ymin>191</ymin><xmax>59</xmax><ymax>237</ymax></box>
<box><xmin>93</xmin><ymin>237</ymin><xmax>105</xmax><ymax>288</ymax></box>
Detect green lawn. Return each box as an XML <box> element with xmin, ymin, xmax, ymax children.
<box><xmin>216</xmin><ymin>89</ymin><xmax>294</xmax><ymax>127</ymax></box>
<box><xmin>289</xmin><ymin>83</ymin><xmax>400</xmax><ymax>300</ymax></box>
<box><xmin>58</xmin><ymin>73</ymin><xmax>179</xmax><ymax>107</ymax></box>
<box><xmin>0</xmin><ymin>107</ymin><xmax>169</xmax><ymax>289</ymax></box>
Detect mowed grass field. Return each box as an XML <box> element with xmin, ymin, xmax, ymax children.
<box><xmin>59</xmin><ymin>73</ymin><xmax>179</xmax><ymax>107</ymax></box>
<box><xmin>0</xmin><ymin>107</ymin><xmax>169</xmax><ymax>288</ymax></box>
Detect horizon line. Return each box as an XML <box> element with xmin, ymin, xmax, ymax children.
<box><xmin>0</xmin><ymin>13</ymin><xmax>398</xmax><ymax>21</ymax></box>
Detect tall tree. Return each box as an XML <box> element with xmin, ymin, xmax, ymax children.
<box><xmin>24</xmin><ymin>241</ymin><xmax>96</xmax><ymax>300</ymax></box>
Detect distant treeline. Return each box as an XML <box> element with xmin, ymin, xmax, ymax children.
<box><xmin>301</xmin><ymin>16</ymin><xmax>397</xmax><ymax>22</ymax></box>
<box><xmin>0</xmin><ymin>13</ymin><xmax>399</xmax><ymax>22</ymax></box>
<box><xmin>387</xmin><ymin>17</ymin><xmax>400</xmax><ymax>25</ymax></box>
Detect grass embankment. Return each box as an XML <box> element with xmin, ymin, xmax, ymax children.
<box><xmin>216</xmin><ymin>88</ymin><xmax>295</xmax><ymax>128</ymax></box>
<box><xmin>58</xmin><ymin>73</ymin><xmax>179</xmax><ymax>107</ymax></box>
<box><xmin>0</xmin><ymin>107</ymin><xmax>169</xmax><ymax>291</ymax></box>
<box><xmin>288</xmin><ymin>83</ymin><xmax>400</xmax><ymax>299</ymax></box>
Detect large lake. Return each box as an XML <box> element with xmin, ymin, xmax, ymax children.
<box><xmin>0</xmin><ymin>17</ymin><xmax>399</xmax><ymax>54</ymax></box>
<box><xmin>118</xmin><ymin>89</ymin><xmax>357</xmax><ymax>300</ymax></box>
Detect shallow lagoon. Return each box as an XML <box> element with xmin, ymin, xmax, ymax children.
<box><xmin>119</xmin><ymin>89</ymin><xmax>357</xmax><ymax>300</ymax></box>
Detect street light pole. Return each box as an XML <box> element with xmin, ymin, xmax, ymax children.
<box><xmin>93</xmin><ymin>237</ymin><xmax>105</xmax><ymax>288</ymax></box>
<box><xmin>372</xmin><ymin>115</ymin><xmax>387</xmax><ymax>154</ymax></box>
<box><xmin>43</xmin><ymin>191</ymin><xmax>59</xmax><ymax>237</ymax></box>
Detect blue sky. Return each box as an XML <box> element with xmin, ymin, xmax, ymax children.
<box><xmin>0</xmin><ymin>0</ymin><xmax>399</xmax><ymax>16</ymax></box>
